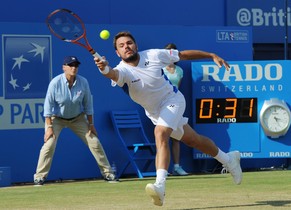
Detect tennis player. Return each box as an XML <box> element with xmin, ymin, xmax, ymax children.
<box><xmin>94</xmin><ymin>31</ymin><xmax>242</xmax><ymax>206</ymax></box>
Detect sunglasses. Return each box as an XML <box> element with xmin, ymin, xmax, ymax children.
<box><xmin>66</xmin><ymin>63</ymin><xmax>79</xmax><ymax>67</ymax></box>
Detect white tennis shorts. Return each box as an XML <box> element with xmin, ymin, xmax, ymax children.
<box><xmin>146</xmin><ymin>91</ymin><xmax>188</xmax><ymax>140</ymax></box>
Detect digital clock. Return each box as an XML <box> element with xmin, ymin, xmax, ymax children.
<box><xmin>192</xmin><ymin>60</ymin><xmax>291</xmax><ymax>159</ymax></box>
<box><xmin>196</xmin><ymin>98</ymin><xmax>258</xmax><ymax>123</ymax></box>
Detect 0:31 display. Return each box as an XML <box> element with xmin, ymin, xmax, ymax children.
<box><xmin>196</xmin><ymin>98</ymin><xmax>258</xmax><ymax>123</ymax></box>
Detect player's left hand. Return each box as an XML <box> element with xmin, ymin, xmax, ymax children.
<box><xmin>212</xmin><ymin>54</ymin><xmax>230</xmax><ymax>71</ymax></box>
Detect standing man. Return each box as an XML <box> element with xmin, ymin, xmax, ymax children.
<box><xmin>163</xmin><ymin>43</ymin><xmax>188</xmax><ymax>176</ymax></box>
<box><xmin>34</xmin><ymin>56</ymin><xmax>117</xmax><ymax>186</ymax></box>
<box><xmin>94</xmin><ymin>31</ymin><xmax>242</xmax><ymax>206</ymax></box>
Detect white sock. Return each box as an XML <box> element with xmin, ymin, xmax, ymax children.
<box><xmin>174</xmin><ymin>164</ymin><xmax>180</xmax><ymax>169</ymax></box>
<box><xmin>156</xmin><ymin>169</ymin><xmax>168</xmax><ymax>185</ymax></box>
<box><xmin>214</xmin><ymin>148</ymin><xmax>230</xmax><ymax>165</ymax></box>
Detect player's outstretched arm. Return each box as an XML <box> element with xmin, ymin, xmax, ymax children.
<box><xmin>179</xmin><ymin>50</ymin><xmax>230</xmax><ymax>70</ymax></box>
<box><xmin>94</xmin><ymin>56</ymin><xmax>119</xmax><ymax>82</ymax></box>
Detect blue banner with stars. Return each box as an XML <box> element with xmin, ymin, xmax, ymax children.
<box><xmin>3</xmin><ymin>35</ymin><xmax>51</xmax><ymax>99</ymax></box>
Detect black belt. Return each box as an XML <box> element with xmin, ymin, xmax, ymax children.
<box><xmin>58</xmin><ymin>114</ymin><xmax>82</xmax><ymax>121</ymax></box>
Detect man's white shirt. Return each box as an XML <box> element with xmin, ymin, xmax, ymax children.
<box><xmin>112</xmin><ymin>49</ymin><xmax>180</xmax><ymax>115</ymax></box>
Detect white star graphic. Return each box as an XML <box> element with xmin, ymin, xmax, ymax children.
<box><xmin>9</xmin><ymin>74</ymin><xmax>19</xmax><ymax>89</ymax></box>
<box><xmin>12</xmin><ymin>55</ymin><xmax>29</xmax><ymax>70</ymax></box>
<box><xmin>23</xmin><ymin>83</ymin><xmax>32</xmax><ymax>91</ymax></box>
<box><xmin>28</xmin><ymin>43</ymin><xmax>45</xmax><ymax>62</ymax></box>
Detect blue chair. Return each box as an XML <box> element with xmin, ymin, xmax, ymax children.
<box><xmin>110</xmin><ymin>110</ymin><xmax>156</xmax><ymax>179</ymax></box>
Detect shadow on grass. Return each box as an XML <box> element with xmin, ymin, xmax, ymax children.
<box><xmin>118</xmin><ymin>174</ymin><xmax>227</xmax><ymax>182</ymax></box>
<box><xmin>168</xmin><ymin>174</ymin><xmax>226</xmax><ymax>181</ymax></box>
<box><xmin>171</xmin><ymin>200</ymin><xmax>291</xmax><ymax>210</ymax></box>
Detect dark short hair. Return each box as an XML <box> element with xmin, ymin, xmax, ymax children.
<box><xmin>113</xmin><ymin>31</ymin><xmax>136</xmax><ymax>50</ymax></box>
<box><xmin>164</xmin><ymin>43</ymin><xmax>177</xmax><ymax>50</ymax></box>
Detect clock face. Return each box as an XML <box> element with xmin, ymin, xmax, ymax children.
<box><xmin>262</xmin><ymin>105</ymin><xmax>290</xmax><ymax>132</ymax></box>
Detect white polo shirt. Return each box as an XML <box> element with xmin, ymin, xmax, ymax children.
<box><xmin>112</xmin><ymin>49</ymin><xmax>180</xmax><ymax>115</ymax></box>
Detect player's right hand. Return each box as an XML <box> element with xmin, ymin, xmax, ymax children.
<box><xmin>94</xmin><ymin>56</ymin><xmax>109</xmax><ymax>71</ymax></box>
<box><xmin>94</xmin><ymin>56</ymin><xmax>119</xmax><ymax>81</ymax></box>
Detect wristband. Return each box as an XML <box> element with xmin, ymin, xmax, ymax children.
<box><xmin>99</xmin><ymin>66</ymin><xmax>110</xmax><ymax>75</ymax></box>
<box><xmin>89</xmin><ymin>123</ymin><xmax>94</xmax><ymax>126</ymax></box>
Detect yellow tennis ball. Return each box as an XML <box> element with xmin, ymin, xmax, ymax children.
<box><xmin>100</xmin><ymin>30</ymin><xmax>110</xmax><ymax>40</ymax></box>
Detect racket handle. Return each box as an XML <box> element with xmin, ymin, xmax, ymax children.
<box><xmin>91</xmin><ymin>51</ymin><xmax>110</xmax><ymax>74</ymax></box>
<box><xmin>92</xmin><ymin>51</ymin><xmax>102</xmax><ymax>59</ymax></box>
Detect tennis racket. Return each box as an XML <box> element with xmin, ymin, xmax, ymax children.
<box><xmin>46</xmin><ymin>8</ymin><xmax>108</xmax><ymax>70</ymax></box>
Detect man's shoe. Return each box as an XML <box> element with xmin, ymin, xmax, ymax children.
<box><xmin>145</xmin><ymin>183</ymin><xmax>165</xmax><ymax>206</ymax></box>
<box><xmin>104</xmin><ymin>173</ymin><xmax>119</xmax><ymax>183</ymax></box>
<box><xmin>172</xmin><ymin>166</ymin><xmax>189</xmax><ymax>176</ymax></box>
<box><xmin>34</xmin><ymin>178</ymin><xmax>45</xmax><ymax>186</ymax></box>
<box><xmin>222</xmin><ymin>151</ymin><xmax>242</xmax><ymax>185</ymax></box>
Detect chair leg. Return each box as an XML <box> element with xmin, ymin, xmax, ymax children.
<box><xmin>131</xmin><ymin>160</ymin><xmax>145</xmax><ymax>178</ymax></box>
<box><xmin>116</xmin><ymin>161</ymin><xmax>131</xmax><ymax>179</ymax></box>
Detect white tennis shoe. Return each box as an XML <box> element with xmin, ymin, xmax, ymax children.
<box><xmin>145</xmin><ymin>183</ymin><xmax>165</xmax><ymax>206</ymax></box>
<box><xmin>222</xmin><ymin>151</ymin><xmax>242</xmax><ymax>185</ymax></box>
<box><xmin>172</xmin><ymin>166</ymin><xmax>189</xmax><ymax>176</ymax></box>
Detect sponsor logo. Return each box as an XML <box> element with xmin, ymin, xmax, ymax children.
<box><xmin>236</xmin><ymin>7</ymin><xmax>291</xmax><ymax>27</ymax></box>
<box><xmin>197</xmin><ymin>63</ymin><xmax>284</xmax><ymax>94</ymax></box>
<box><xmin>0</xmin><ymin>35</ymin><xmax>51</xmax><ymax>130</ymax></box>
<box><xmin>241</xmin><ymin>152</ymin><xmax>253</xmax><ymax>158</ymax></box>
<box><xmin>201</xmin><ymin>63</ymin><xmax>282</xmax><ymax>82</ymax></box>
<box><xmin>195</xmin><ymin>153</ymin><xmax>212</xmax><ymax>158</ymax></box>
<box><xmin>131</xmin><ymin>79</ymin><xmax>141</xmax><ymax>83</ymax></box>
<box><xmin>216</xmin><ymin>30</ymin><xmax>249</xmax><ymax>43</ymax></box>
<box><xmin>217</xmin><ymin>118</ymin><xmax>236</xmax><ymax>123</ymax></box>
<box><xmin>269</xmin><ymin>151</ymin><xmax>290</xmax><ymax>157</ymax></box>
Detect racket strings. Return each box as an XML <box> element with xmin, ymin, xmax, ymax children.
<box><xmin>47</xmin><ymin>9</ymin><xmax>96</xmax><ymax>54</ymax></box>
<box><xmin>47</xmin><ymin>11</ymin><xmax>85</xmax><ymax>41</ymax></box>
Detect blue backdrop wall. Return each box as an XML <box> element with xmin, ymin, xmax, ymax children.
<box><xmin>0</xmin><ymin>0</ymin><xmax>226</xmax><ymax>25</ymax></box>
<box><xmin>0</xmin><ymin>0</ymin><xmax>267</xmax><ymax>184</ymax></box>
<box><xmin>0</xmin><ymin>21</ymin><xmax>252</xmax><ymax>183</ymax></box>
